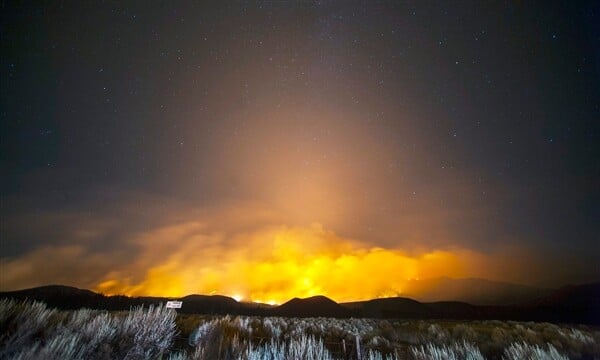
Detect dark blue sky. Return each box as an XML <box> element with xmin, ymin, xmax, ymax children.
<box><xmin>1</xmin><ymin>1</ymin><xmax>599</xmax><ymax>292</ymax></box>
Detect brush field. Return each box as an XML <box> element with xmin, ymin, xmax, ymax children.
<box><xmin>1</xmin><ymin>299</ymin><xmax>598</xmax><ymax>359</ymax></box>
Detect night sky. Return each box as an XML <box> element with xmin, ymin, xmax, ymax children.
<box><xmin>1</xmin><ymin>1</ymin><xmax>599</xmax><ymax>302</ymax></box>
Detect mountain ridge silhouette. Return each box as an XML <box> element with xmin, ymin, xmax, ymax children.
<box><xmin>1</xmin><ymin>281</ymin><xmax>598</xmax><ymax>324</ymax></box>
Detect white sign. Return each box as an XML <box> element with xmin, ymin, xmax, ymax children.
<box><xmin>166</xmin><ymin>301</ymin><xmax>183</xmax><ymax>309</ymax></box>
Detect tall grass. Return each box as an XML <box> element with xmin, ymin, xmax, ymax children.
<box><xmin>180</xmin><ymin>316</ymin><xmax>597</xmax><ymax>359</ymax></box>
<box><xmin>408</xmin><ymin>341</ymin><xmax>485</xmax><ymax>360</ymax></box>
<box><xmin>502</xmin><ymin>342</ymin><xmax>569</xmax><ymax>360</ymax></box>
<box><xmin>1</xmin><ymin>299</ymin><xmax>598</xmax><ymax>359</ymax></box>
<box><xmin>0</xmin><ymin>299</ymin><xmax>176</xmax><ymax>360</ymax></box>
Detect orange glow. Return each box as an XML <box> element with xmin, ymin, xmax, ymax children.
<box><xmin>95</xmin><ymin>223</ymin><xmax>482</xmax><ymax>303</ymax></box>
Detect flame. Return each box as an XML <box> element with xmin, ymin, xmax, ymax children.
<box><xmin>95</xmin><ymin>223</ymin><xmax>476</xmax><ymax>303</ymax></box>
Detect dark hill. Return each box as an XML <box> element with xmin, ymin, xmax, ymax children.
<box><xmin>0</xmin><ymin>286</ymin><xmax>246</xmax><ymax>314</ymax></box>
<box><xmin>530</xmin><ymin>282</ymin><xmax>600</xmax><ymax>307</ymax></box>
<box><xmin>179</xmin><ymin>295</ymin><xmax>250</xmax><ymax>315</ymax></box>
<box><xmin>0</xmin><ymin>285</ymin><xmax>107</xmax><ymax>310</ymax></box>
<box><xmin>274</xmin><ymin>295</ymin><xmax>351</xmax><ymax>318</ymax></box>
<box><xmin>402</xmin><ymin>277</ymin><xmax>553</xmax><ymax>305</ymax></box>
<box><xmin>2</xmin><ymin>284</ymin><xmax>98</xmax><ymax>299</ymax></box>
<box><xmin>1</xmin><ymin>282</ymin><xmax>599</xmax><ymax>324</ymax></box>
<box><xmin>425</xmin><ymin>301</ymin><xmax>495</xmax><ymax>319</ymax></box>
<box><xmin>342</xmin><ymin>297</ymin><xmax>430</xmax><ymax>318</ymax></box>
<box><xmin>520</xmin><ymin>282</ymin><xmax>600</xmax><ymax>324</ymax></box>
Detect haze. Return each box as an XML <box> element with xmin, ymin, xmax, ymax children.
<box><xmin>1</xmin><ymin>2</ymin><xmax>598</xmax><ymax>302</ymax></box>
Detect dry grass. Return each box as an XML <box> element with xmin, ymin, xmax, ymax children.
<box><xmin>0</xmin><ymin>299</ymin><xmax>176</xmax><ymax>360</ymax></box>
<box><xmin>176</xmin><ymin>316</ymin><xmax>599</xmax><ymax>359</ymax></box>
<box><xmin>1</xmin><ymin>299</ymin><xmax>599</xmax><ymax>359</ymax></box>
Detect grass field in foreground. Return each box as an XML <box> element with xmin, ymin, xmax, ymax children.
<box><xmin>1</xmin><ymin>299</ymin><xmax>598</xmax><ymax>359</ymax></box>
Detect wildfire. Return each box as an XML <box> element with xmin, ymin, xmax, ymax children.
<box><xmin>95</xmin><ymin>223</ymin><xmax>473</xmax><ymax>303</ymax></box>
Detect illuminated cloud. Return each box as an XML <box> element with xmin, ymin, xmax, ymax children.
<box><xmin>1</xmin><ymin>191</ymin><xmax>592</xmax><ymax>301</ymax></box>
<box><xmin>78</xmin><ymin>212</ymin><xmax>533</xmax><ymax>303</ymax></box>
<box><xmin>94</xmin><ymin>222</ymin><xmax>462</xmax><ymax>302</ymax></box>
<box><xmin>1</xmin><ymin>1</ymin><xmax>598</xmax><ymax>305</ymax></box>
<box><xmin>0</xmin><ymin>194</ymin><xmax>580</xmax><ymax>302</ymax></box>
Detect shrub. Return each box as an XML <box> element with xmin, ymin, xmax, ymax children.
<box><xmin>409</xmin><ymin>341</ymin><xmax>485</xmax><ymax>360</ymax></box>
<box><xmin>0</xmin><ymin>299</ymin><xmax>59</xmax><ymax>358</ymax></box>
<box><xmin>2</xmin><ymin>301</ymin><xmax>600</xmax><ymax>359</ymax></box>
<box><xmin>12</xmin><ymin>332</ymin><xmax>84</xmax><ymax>360</ymax></box>
<box><xmin>502</xmin><ymin>342</ymin><xmax>568</xmax><ymax>360</ymax></box>
<box><xmin>244</xmin><ymin>335</ymin><xmax>334</xmax><ymax>360</ymax></box>
<box><xmin>0</xmin><ymin>300</ymin><xmax>177</xmax><ymax>360</ymax></box>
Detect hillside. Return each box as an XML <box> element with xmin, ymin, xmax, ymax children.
<box><xmin>1</xmin><ymin>282</ymin><xmax>598</xmax><ymax>324</ymax></box>
<box><xmin>401</xmin><ymin>277</ymin><xmax>553</xmax><ymax>305</ymax></box>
